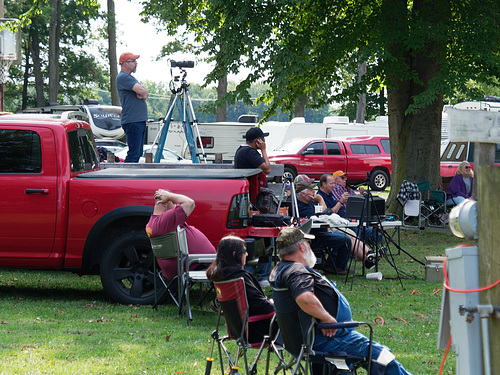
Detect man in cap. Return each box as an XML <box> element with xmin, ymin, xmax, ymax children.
<box><xmin>116</xmin><ymin>52</ymin><xmax>149</xmax><ymax>163</ymax></box>
<box><xmin>332</xmin><ymin>170</ymin><xmax>365</xmax><ymax>211</ymax></box>
<box><xmin>234</xmin><ymin>127</ymin><xmax>271</xmax><ymax>174</ymax></box>
<box><xmin>294</xmin><ymin>178</ymin><xmax>351</xmax><ymax>274</ymax></box>
<box><xmin>269</xmin><ymin>227</ymin><xmax>412</xmax><ymax>375</ymax></box>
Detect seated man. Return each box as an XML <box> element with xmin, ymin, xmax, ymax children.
<box><xmin>145</xmin><ymin>189</ymin><xmax>216</xmax><ymax>281</ymax></box>
<box><xmin>294</xmin><ymin>178</ymin><xmax>351</xmax><ymax>274</ymax></box>
<box><xmin>318</xmin><ymin>173</ymin><xmax>379</xmax><ymax>249</ymax></box>
<box><xmin>269</xmin><ymin>227</ymin><xmax>412</xmax><ymax>375</ymax></box>
<box><xmin>311</xmin><ymin>174</ymin><xmax>380</xmax><ymax>270</ymax></box>
<box><xmin>331</xmin><ymin>170</ymin><xmax>365</xmax><ymax>211</ymax></box>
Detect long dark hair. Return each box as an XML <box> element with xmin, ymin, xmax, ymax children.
<box><xmin>206</xmin><ymin>235</ymin><xmax>246</xmax><ymax>282</ymax></box>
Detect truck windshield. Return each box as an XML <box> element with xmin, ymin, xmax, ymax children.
<box><xmin>87</xmin><ymin>106</ymin><xmax>122</xmax><ymax>131</ymax></box>
<box><xmin>67</xmin><ymin>128</ymin><xmax>99</xmax><ymax>172</ymax></box>
<box><xmin>274</xmin><ymin>138</ymin><xmax>312</xmax><ymax>153</ymax></box>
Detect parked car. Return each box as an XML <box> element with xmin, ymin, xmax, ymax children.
<box><xmin>95</xmin><ymin>138</ymin><xmax>128</xmax><ymax>155</ymax></box>
<box><xmin>268</xmin><ymin>135</ymin><xmax>391</xmax><ymax>190</ymax></box>
<box><xmin>114</xmin><ymin>145</ymin><xmax>192</xmax><ymax>164</ymax></box>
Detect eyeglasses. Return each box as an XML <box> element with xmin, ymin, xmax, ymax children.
<box><xmin>464</xmin><ymin>166</ymin><xmax>471</xmax><ymax>169</ymax></box>
<box><xmin>124</xmin><ymin>59</ymin><xmax>136</xmax><ymax>63</ymax></box>
<box><xmin>341</xmin><ymin>176</ymin><xmax>347</xmax><ymax>180</ymax></box>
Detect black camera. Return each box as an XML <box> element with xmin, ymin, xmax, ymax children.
<box><xmin>170</xmin><ymin>60</ymin><xmax>194</xmax><ymax>68</ymax></box>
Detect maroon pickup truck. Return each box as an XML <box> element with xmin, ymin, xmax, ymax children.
<box><xmin>0</xmin><ymin>114</ymin><xmax>275</xmax><ymax>305</ymax></box>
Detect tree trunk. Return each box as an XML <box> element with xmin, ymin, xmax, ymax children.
<box><xmin>356</xmin><ymin>61</ymin><xmax>367</xmax><ymax>123</ymax></box>
<box><xmin>385</xmin><ymin>0</ymin><xmax>447</xmax><ymax>214</ymax></box>
<box><xmin>48</xmin><ymin>0</ymin><xmax>62</xmax><ymax>103</ymax></box>
<box><xmin>216</xmin><ymin>74</ymin><xmax>227</xmax><ymax>122</ymax></box>
<box><xmin>294</xmin><ymin>96</ymin><xmax>306</xmax><ymax>118</ymax></box>
<box><xmin>29</xmin><ymin>30</ymin><xmax>45</xmax><ymax>107</ymax></box>
<box><xmin>107</xmin><ymin>0</ymin><xmax>119</xmax><ymax>106</ymax></box>
<box><xmin>22</xmin><ymin>38</ymin><xmax>31</xmax><ymax>110</ymax></box>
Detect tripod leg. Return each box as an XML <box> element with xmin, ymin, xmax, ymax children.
<box><xmin>155</xmin><ymin>93</ymin><xmax>179</xmax><ymax>163</ymax></box>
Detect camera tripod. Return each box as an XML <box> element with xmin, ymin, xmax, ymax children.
<box><xmin>346</xmin><ymin>174</ymin><xmax>424</xmax><ymax>290</ymax></box>
<box><xmin>153</xmin><ymin>61</ymin><xmax>206</xmax><ymax>163</ymax></box>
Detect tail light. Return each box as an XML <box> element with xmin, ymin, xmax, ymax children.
<box><xmin>226</xmin><ymin>193</ymin><xmax>249</xmax><ymax>228</ymax></box>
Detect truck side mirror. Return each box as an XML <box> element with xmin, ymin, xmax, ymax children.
<box><xmin>302</xmin><ymin>148</ymin><xmax>315</xmax><ymax>155</ymax></box>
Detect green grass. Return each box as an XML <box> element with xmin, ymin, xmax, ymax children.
<box><xmin>0</xmin><ymin>229</ymin><xmax>469</xmax><ymax>374</ymax></box>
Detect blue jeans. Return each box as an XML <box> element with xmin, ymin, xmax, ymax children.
<box><xmin>312</xmin><ymin>231</ymin><xmax>351</xmax><ymax>271</ymax></box>
<box><xmin>313</xmin><ymin>328</ymin><xmax>411</xmax><ymax>375</ymax></box>
<box><xmin>244</xmin><ymin>256</ymin><xmax>272</xmax><ymax>282</ymax></box>
<box><xmin>122</xmin><ymin>122</ymin><xmax>146</xmax><ymax>163</ymax></box>
<box><xmin>446</xmin><ymin>196</ymin><xmax>465</xmax><ymax>206</ymax></box>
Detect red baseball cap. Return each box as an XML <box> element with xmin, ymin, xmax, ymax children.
<box><xmin>119</xmin><ymin>52</ymin><xmax>140</xmax><ymax>65</ymax></box>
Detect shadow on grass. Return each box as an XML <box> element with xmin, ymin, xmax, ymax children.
<box><xmin>0</xmin><ymin>284</ymin><xmax>109</xmax><ymax>302</ymax></box>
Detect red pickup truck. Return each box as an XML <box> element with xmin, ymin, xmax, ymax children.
<box><xmin>0</xmin><ymin>114</ymin><xmax>274</xmax><ymax>305</ymax></box>
<box><xmin>268</xmin><ymin>136</ymin><xmax>392</xmax><ymax>190</ymax></box>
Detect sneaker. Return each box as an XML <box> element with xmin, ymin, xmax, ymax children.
<box><xmin>364</xmin><ymin>247</ymin><xmax>386</xmax><ymax>270</ymax></box>
<box><xmin>259</xmin><ymin>279</ymin><xmax>270</xmax><ymax>288</ymax></box>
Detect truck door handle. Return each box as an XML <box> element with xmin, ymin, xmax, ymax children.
<box><xmin>338</xmin><ymin>158</ymin><xmax>345</xmax><ymax>161</ymax></box>
<box><xmin>25</xmin><ymin>189</ymin><xmax>49</xmax><ymax>194</ymax></box>
<box><xmin>318</xmin><ymin>158</ymin><xmax>324</xmax><ymax>161</ymax></box>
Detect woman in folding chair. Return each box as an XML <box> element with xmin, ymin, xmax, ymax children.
<box><xmin>206</xmin><ymin>235</ymin><xmax>277</xmax><ymax>343</ymax></box>
<box><xmin>146</xmin><ymin>189</ymin><xmax>216</xmax><ymax>285</ymax></box>
<box><xmin>445</xmin><ymin>161</ymin><xmax>474</xmax><ymax>206</ymax></box>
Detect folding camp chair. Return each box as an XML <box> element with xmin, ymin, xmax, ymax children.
<box><xmin>273</xmin><ymin>286</ymin><xmax>372</xmax><ymax>375</ymax></box>
<box><xmin>397</xmin><ymin>180</ymin><xmax>448</xmax><ymax>229</ymax></box>
<box><xmin>397</xmin><ymin>180</ymin><xmax>425</xmax><ymax>229</ymax></box>
<box><xmin>416</xmin><ymin>180</ymin><xmax>448</xmax><ymax>228</ymax></box>
<box><xmin>205</xmin><ymin>278</ymin><xmax>285</xmax><ymax>375</ymax></box>
<box><xmin>149</xmin><ymin>232</ymin><xmax>180</xmax><ymax>309</ymax></box>
<box><xmin>176</xmin><ymin>226</ymin><xmax>216</xmax><ymax>325</ymax></box>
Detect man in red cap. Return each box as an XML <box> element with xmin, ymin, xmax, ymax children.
<box><xmin>331</xmin><ymin>170</ymin><xmax>365</xmax><ymax>211</ymax></box>
<box><xmin>116</xmin><ymin>52</ymin><xmax>149</xmax><ymax>163</ymax></box>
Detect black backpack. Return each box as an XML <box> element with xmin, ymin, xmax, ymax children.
<box><xmin>254</xmin><ymin>187</ymin><xmax>279</xmax><ymax>214</ymax></box>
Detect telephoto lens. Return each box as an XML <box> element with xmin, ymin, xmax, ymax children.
<box><xmin>170</xmin><ymin>60</ymin><xmax>194</xmax><ymax>68</ymax></box>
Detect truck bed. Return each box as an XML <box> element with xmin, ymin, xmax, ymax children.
<box><xmin>81</xmin><ymin>165</ymin><xmax>263</xmax><ymax>180</ymax></box>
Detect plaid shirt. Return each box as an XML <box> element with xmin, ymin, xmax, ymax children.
<box><xmin>396</xmin><ymin>180</ymin><xmax>420</xmax><ymax>206</ymax></box>
<box><xmin>332</xmin><ymin>184</ymin><xmax>358</xmax><ymax>210</ymax></box>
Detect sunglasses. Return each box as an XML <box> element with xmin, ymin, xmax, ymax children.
<box><xmin>464</xmin><ymin>166</ymin><xmax>471</xmax><ymax>169</ymax></box>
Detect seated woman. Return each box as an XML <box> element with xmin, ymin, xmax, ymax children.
<box><xmin>206</xmin><ymin>235</ymin><xmax>275</xmax><ymax>344</ymax></box>
<box><xmin>446</xmin><ymin>161</ymin><xmax>474</xmax><ymax>206</ymax></box>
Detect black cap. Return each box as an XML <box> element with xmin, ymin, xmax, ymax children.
<box><xmin>246</xmin><ymin>127</ymin><xmax>269</xmax><ymax>142</ymax></box>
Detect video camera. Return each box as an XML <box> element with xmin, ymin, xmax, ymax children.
<box><xmin>170</xmin><ymin>60</ymin><xmax>194</xmax><ymax>68</ymax></box>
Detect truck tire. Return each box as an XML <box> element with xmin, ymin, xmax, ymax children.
<box><xmin>370</xmin><ymin>170</ymin><xmax>389</xmax><ymax>191</ymax></box>
<box><xmin>100</xmin><ymin>232</ymin><xmax>164</xmax><ymax>305</ymax></box>
<box><xmin>283</xmin><ymin>167</ymin><xmax>297</xmax><ymax>182</ymax></box>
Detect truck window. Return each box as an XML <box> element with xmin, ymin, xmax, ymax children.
<box><xmin>325</xmin><ymin>141</ymin><xmax>341</xmax><ymax>155</ymax></box>
<box><xmin>380</xmin><ymin>138</ymin><xmax>390</xmax><ymax>154</ymax></box>
<box><xmin>350</xmin><ymin>144</ymin><xmax>381</xmax><ymax>154</ymax></box>
<box><xmin>0</xmin><ymin>129</ymin><xmax>42</xmax><ymax>173</ymax></box>
<box><xmin>67</xmin><ymin>128</ymin><xmax>99</xmax><ymax>172</ymax></box>
<box><xmin>467</xmin><ymin>143</ymin><xmax>500</xmax><ymax>163</ymax></box>
<box><xmin>302</xmin><ymin>141</ymin><xmax>324</xmax><ymax>155</ymax></box>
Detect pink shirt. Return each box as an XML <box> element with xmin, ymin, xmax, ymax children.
<box><xmin>146</xmin><ymin>205</ymin><xmax>216</xmax><ymax>279</ymax></box>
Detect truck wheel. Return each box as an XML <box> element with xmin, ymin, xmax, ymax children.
<box><xmin>370</xmin><ymin>170</ymin><xmax>389</xmax><ymax>191</ymax></box>
<box><xmin>283</xmin><ymin>167</ymin><xmax>297</xmax><ymax>182</ymax></box>
<box><xmin>100</xmin><ymin>232</ymin><xmax>164</xmax><ymax>305</ymax></box>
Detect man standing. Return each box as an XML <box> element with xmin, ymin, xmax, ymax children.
<box><xmin>269</xmin><ymin>227</ymin><xmax>412</xmax><ymax>375</ymax></box>
<box><xmin>234</xmin><ymin>127</ymin><xmax>272</xmax><ymax>286</ymax></box>
<box><xmin>145</xmin><ymin>189</ymin><xmax>216</xmax><ymax>281</ymax></box>
<box><xmin>332</xmin><ymin>170</ymin><xmax>365</xmax><ymax>210</ymax></box>
<box><xmin>116</xmin><ymin>52</ymin><xmax>149</xmax><ymax>163</ymax></box>
<box><xmin>234</xmin><ymin>127</ymin><xmax>271</xmax><ymax>174</ymax></box>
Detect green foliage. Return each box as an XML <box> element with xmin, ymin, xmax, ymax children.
<box><xmin>0</xmin><ymin>229</ymin><xmax>466</xmax><ymax>374</ymax></box>
<box><xmin>4</xmin><ymin>0</ymin><xmax>104</xmax><ymax>112</ymax></box>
